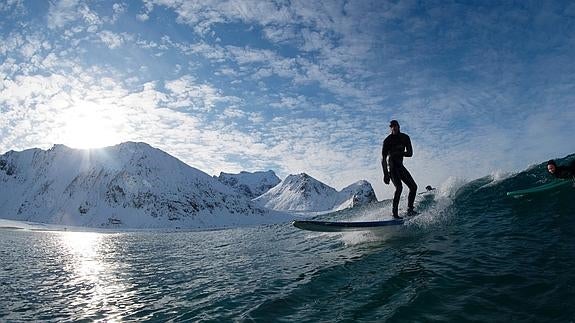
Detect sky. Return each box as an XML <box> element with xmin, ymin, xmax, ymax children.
<box><xmin>0</xmin><ymin>0</ymin><xmax>574</xmax><ymax>199</ymax></box>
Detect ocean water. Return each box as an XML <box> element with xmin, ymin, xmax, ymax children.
<box><xmin>1</xmin><ymin>157</ymin><xmax>575</xmax><ymax>322</ymax></box>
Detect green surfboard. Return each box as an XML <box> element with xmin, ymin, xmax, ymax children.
<box><xmin>507</xmin><ymin>179</ymin><xmax>572</xmax><ymax>197</ymax></box>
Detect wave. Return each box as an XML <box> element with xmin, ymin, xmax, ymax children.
<box><xmin>314</xmin><ymin>153</ymin><xmax>575</xmax><ymax>246</ymax></box>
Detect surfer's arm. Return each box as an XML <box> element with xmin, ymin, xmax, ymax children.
<box><xmin>404</xmin><ymin>135</ymin><xmax>413</xmax><ymax>157</ymax></box>
<box><xmin>381</xmin><ymin>141</ymin><xmax>389</xmax><ymax>177</ymax></box>
<box><xmin>381</xmin><ymin>158</ymin><xmax>389</xmax><ymax>177</ymax></box>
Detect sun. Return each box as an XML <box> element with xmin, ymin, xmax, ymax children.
<box><xmin>60</xmin><ymin>101</ymin><xmax>124</xmax><ymax>149</ymax></box>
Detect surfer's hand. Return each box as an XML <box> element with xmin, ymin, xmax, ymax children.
<box><xmin>384</xmin><ymin>174</ymin><xmax>390</xmax><ymax>184</ymax></box>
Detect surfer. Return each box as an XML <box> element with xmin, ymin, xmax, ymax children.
<box><xmin>381</xmin><ymin>120</ymin><xmax>418</xmax><ymax>219</ymax></box>
<box><xmin>547</xmin><ymin>160</ymin><xmax>575</xmax><ymax>179</ymax></box>
<box><xmin>418</xmin><ymin>185</ymin><xmax>436</xmax><ymax>195</ymax></box>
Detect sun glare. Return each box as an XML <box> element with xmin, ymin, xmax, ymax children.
<box><xmin>60</xmin><ymin>101</ymin><xmax>124</xmax><ymax>149</ymax></box>
<box><xmin>59</xmin><ymin>231</ymin><xmax>129</xmax><ymax>319</ymax></box>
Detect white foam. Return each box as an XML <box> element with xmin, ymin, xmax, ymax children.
<box><xmin>437</xmin><ymin>176</ymin><xmax>468</xmax><ymax>199</ymax></box>
<box><xmin>335</xmin><ymin>176</ymin><xmax>467</xmax><ymax>246</ymax></box>
<box><xmin>478</xmin><ymin>170</ymin><xmax>515</xmax><ymax>189</ymax></box>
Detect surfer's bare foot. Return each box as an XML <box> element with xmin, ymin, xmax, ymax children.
<box><xmin>392</xmin><ymin>214</ymin><xmax>403</xmax><ymax>220</ymax></box>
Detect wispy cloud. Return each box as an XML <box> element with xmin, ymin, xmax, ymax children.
<box><xmin>47</xmin><ymin>0</ymin><xmax>83</xmax><ymax>29</ymax></box>
<box><xmin>98</xmin><ymin>30</ymin><xmax>124</xmax><ymax>48</ymax></box>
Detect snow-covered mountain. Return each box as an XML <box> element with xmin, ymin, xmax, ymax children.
<box><xmin>253</xmin><ymin>173</ymin><xmax>377</xmax><ymax>212</ymax></box>
<box><xmin>336</xmin><ymin>180</ymin><xmax>379</xmax><ymax>210</ymax></box>
<box><xmin>0</xmin><ymin>142</ymin><xmax>288</xmax><ymax>229</ymax></box>
<box><xmin>215</xmin><ymin>170</ymin><xmax>281</xmax><ymax>199</ymax></box>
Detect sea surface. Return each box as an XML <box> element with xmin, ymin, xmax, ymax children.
<box><xmin>1</xmin><ymin>157</ymin><xmax>575</xmax><ymax>322</ymax></box>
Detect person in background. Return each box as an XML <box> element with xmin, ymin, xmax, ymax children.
<box><xmin>547</xmin><ymin>159</ymin><xmax>575</xmax><ymax>179</ymax></box>
<box><xmin>381</xmin><ymin>120</ymin><xmax>418</xmax><ymax>219</ymax></box>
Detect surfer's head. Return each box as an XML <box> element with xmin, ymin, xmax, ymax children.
<box><xmin>389</xmin><ymin>120</ymin><xmax>400</xmax><ymax>134</ymax></box>
<box><xmin>547</xmin><ymin>160</ymin><xmax>557</xmax><ymax>174</ymax></box>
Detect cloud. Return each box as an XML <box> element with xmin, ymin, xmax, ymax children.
<box><xmin>144</xmin><ymin>0</ymin><xmax>294</xmax><ymax>35</ymax></box>
<box><xmin>136</xmin><ymin>13</ymin><xmax>149</xmax><ymax>22</ymax></box>
<box><xmin>173</xmin><ymin>40</ymin><xmax>228</xmax><ymax>62</ymax></box>
<box><xmin>47</xmin><ymin>0</ymin><xmax>104</xmax><ymax>31</ymax></box>
<box><xmin>47</xmin><ymin>0</ymin><xmax>82</xmax><ymax>29</ymax></box>
<box><xmin>98</xmin><ymin>30</ymin><xmax>124</xmax><ymax>48</ymax></box>
<box><xmin>164</xmin><ymin>75</ymin><xmax>241</xmax><ymax>113</ymax></box>
<box><xmin>111</xmin><ymin>3</ymin><xmax>128</xmax><ymax>22</ymax></box>
<box><xmin>140</xmin><ymin>1</ymin><xmax>379</xmax><ymax>93</ymax></box>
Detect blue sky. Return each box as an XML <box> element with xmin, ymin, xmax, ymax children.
<box><xmin>1</xmin><ymin>0</ymin><xmax>574</xmax><ymax>199</ymax></box>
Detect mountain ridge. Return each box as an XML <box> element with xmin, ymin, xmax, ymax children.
<box><xmin>215</xmin><ymin>170</ymin><xmax>281</xmax><ymax>199</ymax></box>
<box><xmin>0</xmin><ymin>142</ymin><xmax>378</xmax><ymax>228</ymax></box>
<box><xmin>0</xmin><ymin>142</ymin><xmax>286</xmax><ymax>228</ymax></box>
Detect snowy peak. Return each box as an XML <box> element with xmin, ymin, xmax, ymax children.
<box><xmin>281</xmin><ymin>173</ymin><xmax>338</xmax><ymax>198</ymax></box>
<box><xmin>0</xmin><ymin>142</ymin><xmax>278</xmax><ymax>228</ymax></box>
<box><xmin>254</xmin><ymin>173</ymin><xmax>336</xmax><ymax>212</ymax></box>
<box><xmin>216</xmin><ymin>170</ymin><xmax>281</xmax><ymax>199</ymax></box>
<box><xmin>336</xmin><ymin>180</ymin><xmax>379</xmax><ymax>210</ymax></box>
<box><xmin>254</xmin><ymin>173</ymin><xmax>376</xmax><ymax>212</ymax></box>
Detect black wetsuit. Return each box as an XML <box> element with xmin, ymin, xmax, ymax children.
<box><xmin>553</xmin><ymin>161</ymin><xmax>575</xmax><ymax>179</ymax></box>
<box><xmin>382</xmin><ymin>132</ymin><xmax>418</xmax><ymax>216</ymax></box>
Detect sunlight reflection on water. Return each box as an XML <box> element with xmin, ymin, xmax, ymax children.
<box><xmin>58</xmin><ymin>231</ymin><xmax>129</xmax><ymax>321</ymax></box>
<box><xmin>60</xmin><ymin>231</ymin><xmax>103</xmax><ymax>277</ymax></box>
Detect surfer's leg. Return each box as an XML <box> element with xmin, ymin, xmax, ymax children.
<box><xmin>400</xmin><ymin>166</ymin><xmax>418</xmax><ymax>210</ymax></box>
<box><xmin>390</xmin><ymin>168</ymin><xmax>403</xmax><ymax>217</ymax></box>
